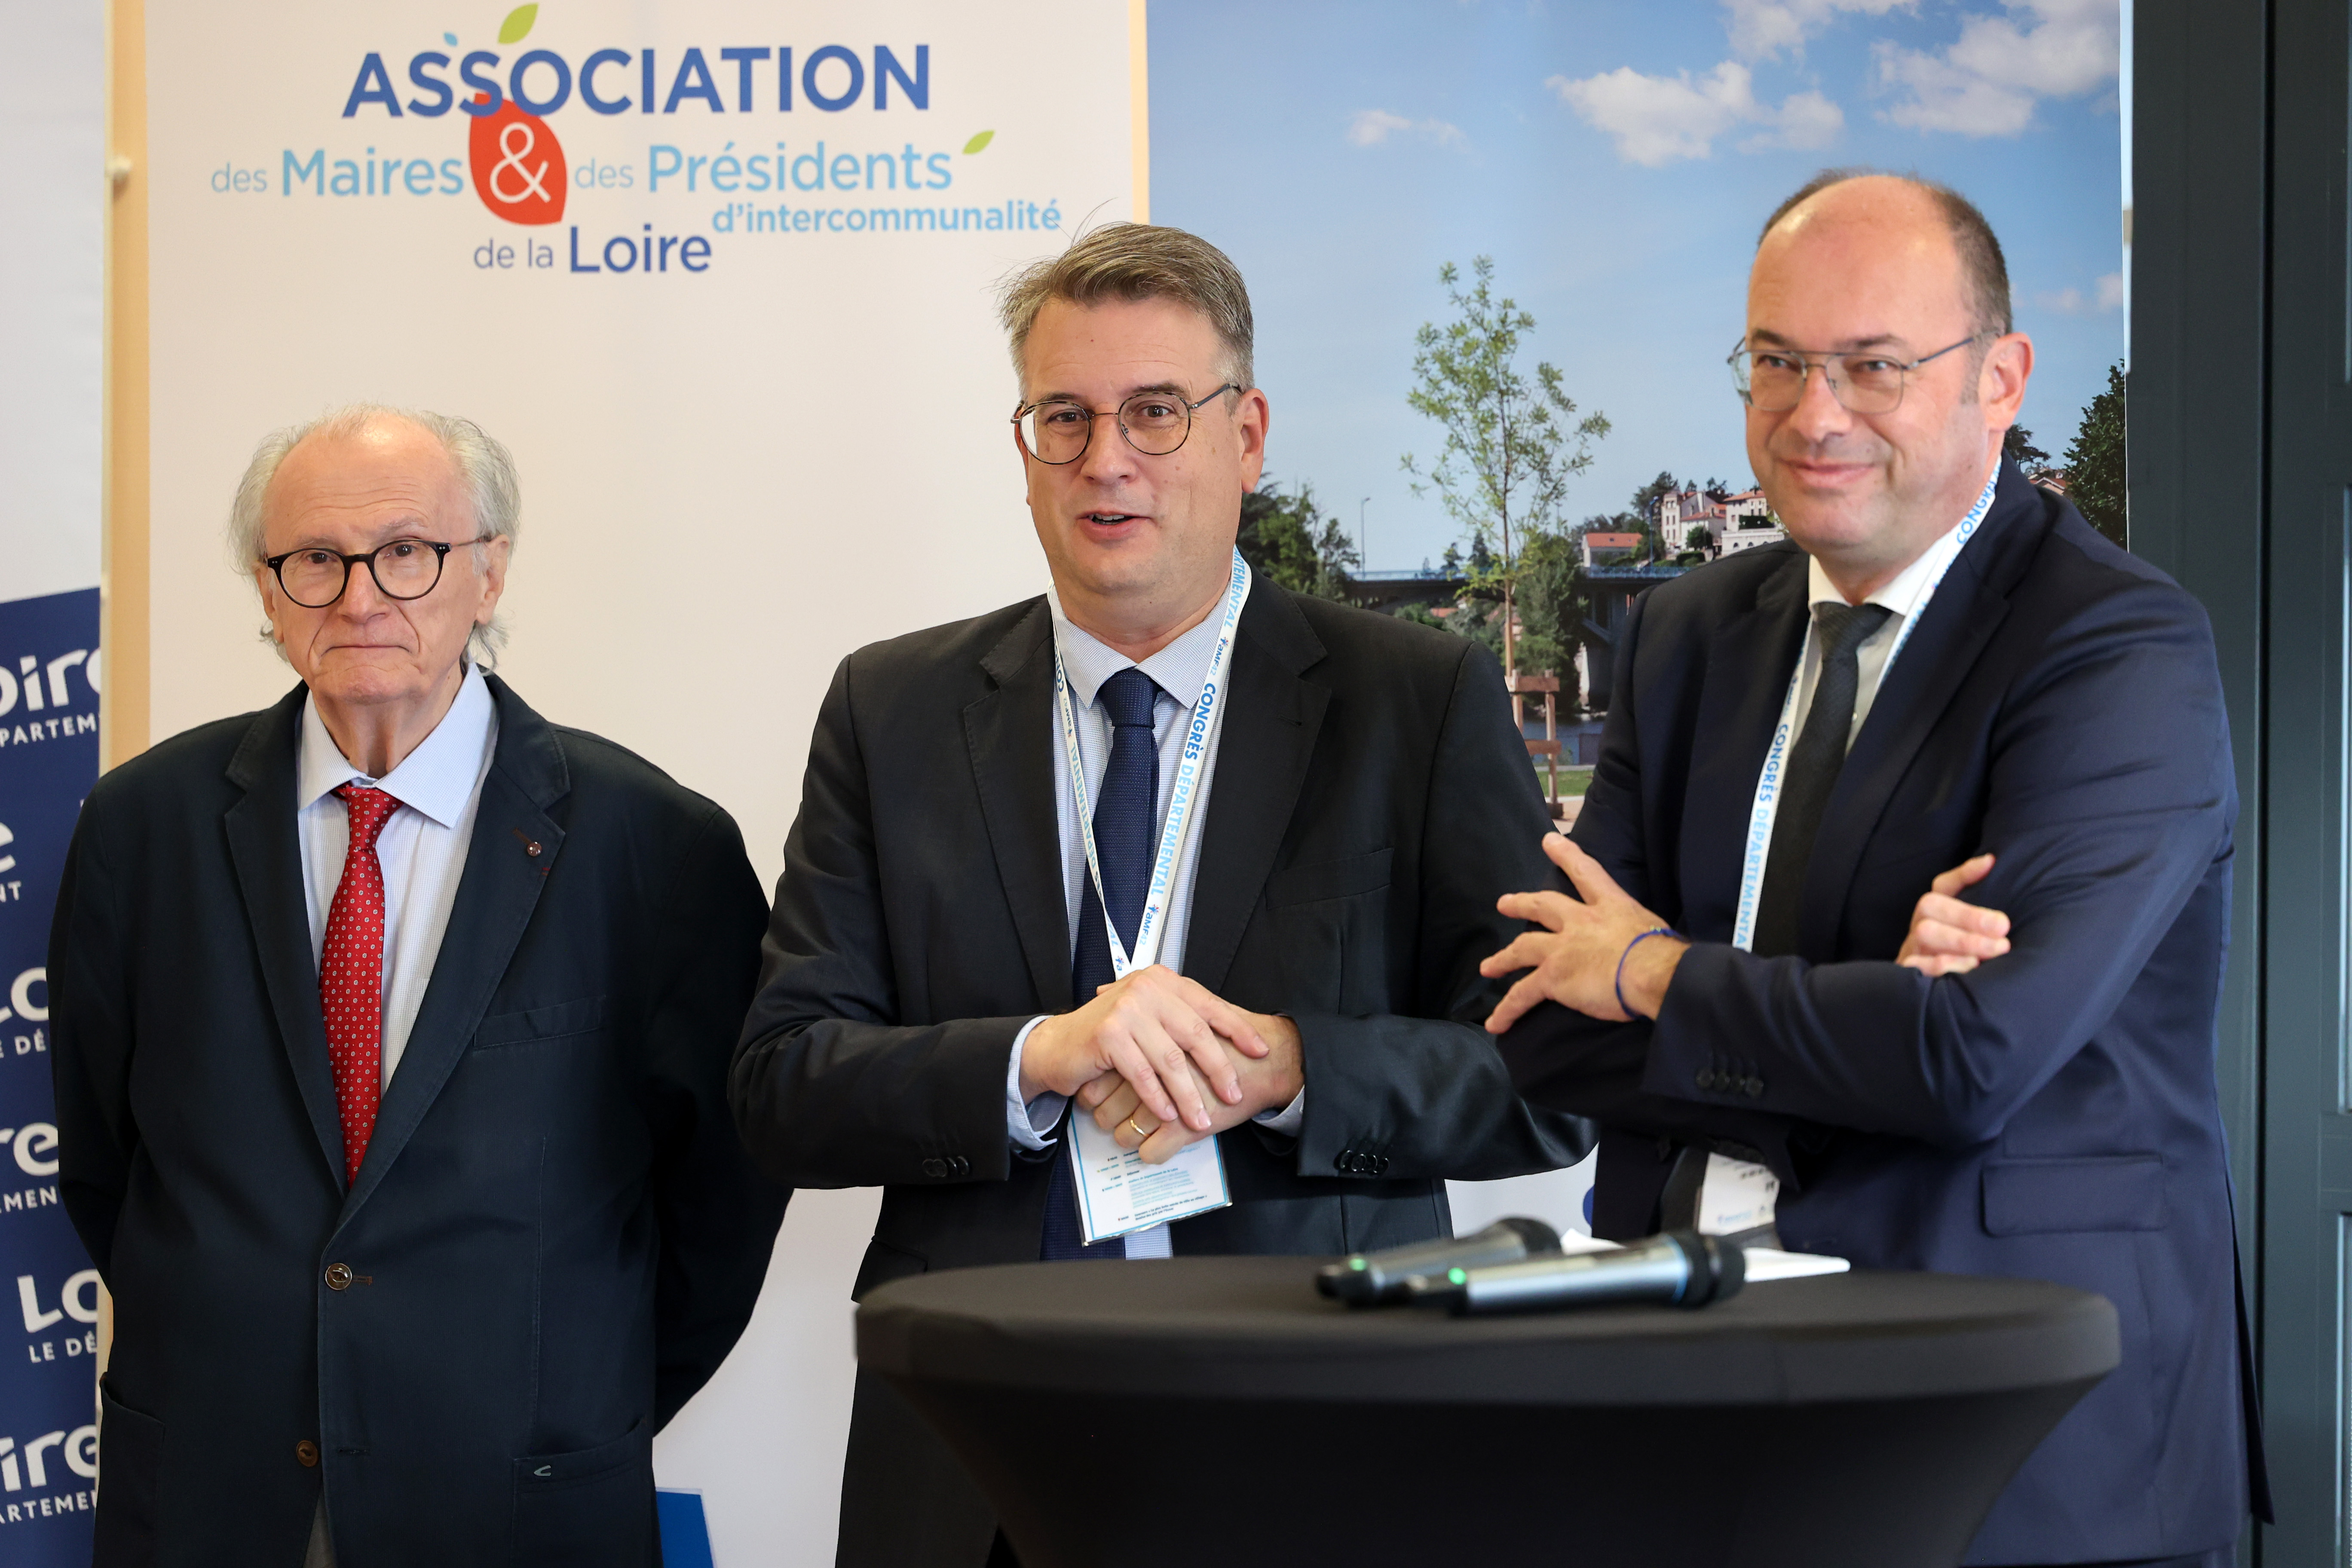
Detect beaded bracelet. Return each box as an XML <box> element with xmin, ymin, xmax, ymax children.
<box><xmin>1614</xmin><ymin>926</ymin><xmax>1683</xmax><ymax>1018</ymax></box>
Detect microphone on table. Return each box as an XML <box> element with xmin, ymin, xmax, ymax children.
<box><xmin>1316</xmin><ymin>1217</ymin><xmax>1562</xmax><ymax>1305</ymax></box>
<box><xmin>1408</xmin><ymin>1229</ymin><xmax>1746</xmax><ymax>1316</ymax></box>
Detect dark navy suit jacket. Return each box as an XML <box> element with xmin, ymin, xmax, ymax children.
<box><xmin>1501</xmin><ymin>465</ymin><xmax>2265</xmax><ymax>1564</ymax></box>
<box><xmin>49</xmin><ymin>677</ymin><xmax>788</xmax><ymax>1568</ymax></box>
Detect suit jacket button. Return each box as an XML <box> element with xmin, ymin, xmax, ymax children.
<box><xmin>1371</xmin><ymin>1155</ymin><xmax>1390</xmax><ymax>1176</ymax></box>
<box><xmin>1745</xmin><ymin>1078</ymin><xmax>1764</xmax><ymax>1098</ymax></box>
<box><xmin>1334</xmin><ymin>1149</ymin><xmax>1356</xmax><ymax>1174</ymax></box>
<box><xmin>295</xmin><ymin>1440</ymin><xmax>320</xmax><ymax>1467</ymax></box>
<box><xmin>324</xmin><ymin>1263</ymin><xmax>353</xmax><ymax>1291</ymax></box>
<box><xmin>921</xmin><ymin>1158</ymin><xmax>947</xmax><ymax>1179</ymax></box>
<box><xmin>1695</xmin><ymin>1070</ymin><xmax>1716</xmax><ymax>1091</ymax></box>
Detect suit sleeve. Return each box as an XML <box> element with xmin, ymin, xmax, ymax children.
<box><xmin>49</xmin><ymin>793</ymin><xmax>135</xmax><ymax>1284</ymax></box>
<box><xmin>643</xmin><ymin>804</ymin><xmax>791</xmax><ymax>1429</ymax></box>
<box><xmin>1288</xmin><ymin>640</ymin><xmax>1595</xmax><ymax>1182</ymax></box>
<box><xmin>1639</xmin><ymin>577</ymin><xmax>2234</xmax><ymax>1148</ymax></box>
<box><xmin>1500</xmin><ymin>587</ymin><xmax>1805</xmax><ymax>1169</ymax></box>
<box><xmin>730</xmin><ymin>656</ymin><xmax>1032</xmax><ymax>1190</ymax></box>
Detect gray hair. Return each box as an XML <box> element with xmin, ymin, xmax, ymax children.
<box><xmin>997</xmin><ymin>223</ymin><xmax>1255</xmax><ymax>391</ymax></box>
<box><xmin>230</xmin><ymin>404</ymin><xmax>521</xmax><ymax>667</ymax></box>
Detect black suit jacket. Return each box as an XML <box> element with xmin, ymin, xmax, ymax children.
<box><xmin>1502</xmin><ymin>466</ymin><xmax>2263</xmax><ymax>1564</ymax></box>
<box><xmin>50</xmin><ymin>677</ymin><xmax>788</xmax><ymax>1568</ymax></box>
<box><xmin>732</xmin><ymin>585</ymin><xmax>1590</xmax><ymax>1568</ymax></box>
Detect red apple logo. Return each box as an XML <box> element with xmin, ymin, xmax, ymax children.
<box><xmin>469</xmin><ymin>94</ymin><xmax>566</xmax><ymax>225</ymax></box>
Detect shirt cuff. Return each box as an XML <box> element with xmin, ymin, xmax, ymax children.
<box><xmin>1006</xmin><ymin>1016</ymin><xmax>1065</xmax><ymax>1150</ymax></box>
<box><xmin>1253</xmin><ymin>1087</ymin><xmax>1306</xmax><ymax>1137</ymax></box>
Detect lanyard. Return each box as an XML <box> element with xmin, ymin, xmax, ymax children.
<box><xmin>1729</xmin><ymin>467</ymin><xmax>2001</xmax><ymax>952</ymax></box>
<box><xmin>1055</xmin><ymin>548</ymin><xmax>1253</xmax><ymax>979</ymax></box>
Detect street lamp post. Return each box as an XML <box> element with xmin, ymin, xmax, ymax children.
<box><xmin>1358</xmin><ymin>496</ymin><xmax>1371</xmax><ymax>577</ymax></box>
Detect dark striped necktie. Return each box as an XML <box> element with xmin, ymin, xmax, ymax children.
<box><xmin>1751</xmin><ymin>601</ymin><xmax>1893</xmax><ymax>957</ymax></box>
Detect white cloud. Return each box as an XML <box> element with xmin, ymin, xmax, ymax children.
<box><xmin>1746</xmin><ymin>88</ymin><xmax>1845</xmax><ymax>150</ymax></box>
<box><xmin>1548</xmin><ymin>61</ymin><xmax>1844</xmax><ymax>166</ymax></box>
<box><xmin>1875</xmin><ymin>0</ymin><xmax>2119</xmax><ymax>136</ymax></box>
<box><xmin>2036</xmin><ymin>271</ymin><xmax>2125</xmax><ymax>315</ymax></box>
<box><xmin>1724</xmin><ymin>0</ymin><xmax>1913</xmax><ymax>60</ymax></box>
<box><xmin>1347</xmin><ymin>108</ymin><xmax>1466</xmax><ymax>148</ymax></box>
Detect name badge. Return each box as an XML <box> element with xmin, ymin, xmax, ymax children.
<box><xmin>1069</xmin><ymin>1114</ymin><xmax>1232</xmax><ymax>1244</ymax></box>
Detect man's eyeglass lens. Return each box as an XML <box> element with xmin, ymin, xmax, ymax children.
<box><xmin>273</xmin><ymin>540</ymin><xmax>449</xmax><ymax>608</ymax></box>
<box><xmin>1733</xmin><ymin>351</ymin><xmax>1917</xmax><ymax>413</ymax></box>
<box><xmin>1016</xmin><ymin>389</ymin><xmax>1229</xmax><ymax>464</ymax></box>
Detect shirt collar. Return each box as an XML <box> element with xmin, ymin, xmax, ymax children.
<box><xmin>1804</xmin><ymin>461</ymin><xmax>1998</xmax><ymax>624</ymax></box>
<box><xmin>296</xmin><ymin>662</ymin><xmax>498</xmax><ymax>828</ymax></box>
<box><xmin>1045</xmin><ymin>586</ymin><xmax>1226</xmax><ymax>712</ymax></box>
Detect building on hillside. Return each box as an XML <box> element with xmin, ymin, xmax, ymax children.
<box><xmin>1715</xmin><ymin>488</ymin><xmax>1786</xmax><ymax>555</ymax></box>
<box><xmin>1581</xmin><ymin>531</ymin><xmax>1644</xmax><ymax>569</ymax></box>
<box><xmin>1656</xmin><ymin>486</ymin><xmax>1722</xmax><ymax>554</ymax></box>
<box><xmin>1657</xmin><ymin>484</ymin><xmax>1785</xmax><ymax>558</ymax></box>
<box><xmin>2029</xmin><ymin>468</ymin><xmax>2072</xmax><ymax>498</ymax></box>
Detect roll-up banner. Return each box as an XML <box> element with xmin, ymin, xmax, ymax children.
<box><xmin>0</xmin><ymin>0</ymin><xmax>107</xmax><ymax>1558</ymax></box>
<box><xmin>142</xmin><ymin>1</ymin><xmax>1137</xmax><ymax>1559</ymax></box>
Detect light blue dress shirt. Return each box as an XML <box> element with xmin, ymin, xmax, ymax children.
<box><xmin>1004</xmin><ymin>588</ymin><xmax>1305</xmax><ymax>1259</ymax></box>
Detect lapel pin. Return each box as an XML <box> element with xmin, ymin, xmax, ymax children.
<box><xmin>510</xmin><ymin>827</ymin><xmax>544</xmax><ymax>858</ymax></box>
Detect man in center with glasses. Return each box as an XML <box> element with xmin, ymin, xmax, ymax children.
<box><xmin>1480</xmin><ymin>172</ymin><xmax>2266</xmax><ymax>1565</ymax></box>
<box><xmin>731</xmin><ymin>222</ymin><xmax>1589</xmax><ymax>1568</ymax></box>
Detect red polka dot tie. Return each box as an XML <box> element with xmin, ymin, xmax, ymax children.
<box><xmin>322</xmin><ymin>784</ymin><xmax>399</xmax><ymax>1184</ymax></box>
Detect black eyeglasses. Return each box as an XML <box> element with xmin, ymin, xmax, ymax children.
<box><xmin>1728</xmin><ymin>334</ymin><xmax>1987</xmax><ymax>414</ymax></box>
<box><xmin>1011</xmin><ymin>384</ymin><xmax>1242</xmax><ymax>464</ymax></box>
<box><xmin>263</xmin><ymin>536</ymin><xmax>494</xmax><ymax>609</ymax></box>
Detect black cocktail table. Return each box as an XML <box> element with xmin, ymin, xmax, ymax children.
<box><xmin>857</xmin><ymin>1256</ymin><xmax>2116</xmax><ymax>1568</ymax></box>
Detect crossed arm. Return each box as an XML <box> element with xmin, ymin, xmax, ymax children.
<box><xmin>1479</xmin><ymin>836</ymin><xmax>2012</xmax><ymax>1030</ymax></box>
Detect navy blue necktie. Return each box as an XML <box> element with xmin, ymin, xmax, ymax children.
<box><xmin>1041</xmin><ymin>667</ymin><xmax>1161</xmax><ymax>1261</ymax></box>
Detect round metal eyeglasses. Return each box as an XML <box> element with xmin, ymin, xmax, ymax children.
<box><xmin>263</xmin><ymin>535</ymin><xmax>493</xmax><ymax>609</ymax></box>
<box><xmin>1728</xmin><ymin>334</ymin><xmax>1986</xmax><ymax>415</ymax></box>
<box><xmin>1011</xmin><ymin>384</ymin><xmax>1243</xmax><ymax>464</ymax></box>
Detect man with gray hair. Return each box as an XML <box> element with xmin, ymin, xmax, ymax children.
<box><xmin>732</xmin><ymin>223</ymin><xmax>1589</xmax><ymax>1568</ymax></box>
<box><xmin>49</xmin><ymin>406</ymin><xmax>787</xmax><ymax>1566</ymax></box>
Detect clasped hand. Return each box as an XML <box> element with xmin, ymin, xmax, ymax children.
<box><xmin>1476</xmin><ymin>835</ymin><xmax>2014</xmax><ymax>1032</ymax></box>
<box><xmin>1020</xmin><ymin>965</ymin><xmax>1303</xmax><ymax>1164</ymax></box>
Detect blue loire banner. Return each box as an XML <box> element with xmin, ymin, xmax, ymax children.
<box><xmin>0</xmin><ymin>586</ymin><xmax>102</xmax><ymax>1556</ymax></box>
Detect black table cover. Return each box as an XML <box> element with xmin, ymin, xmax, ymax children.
<box><xmin>858</xmin><ymin>1256</ymin><xmax>2118</xmax><ymax>1568</ymax></box>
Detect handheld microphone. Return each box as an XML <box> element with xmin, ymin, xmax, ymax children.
<box><xmin>1416</xmin><ymin>1229</ymin><xmax>1745</xmax><ymax>1316</ymax></box>
<box><xmin>1316</xmin><ymin>1217</ymin><xmax>1562</xmax><ymax>1305</ymax></box>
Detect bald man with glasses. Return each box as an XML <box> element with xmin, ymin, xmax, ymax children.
<box><xmin>1484</xmin><ymin>172</ymin><xmax>2266</xmax><ymax>1568</ymax></box>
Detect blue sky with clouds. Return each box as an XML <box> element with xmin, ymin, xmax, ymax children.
<box><xmin>1150</xmin><ymin>0</ymin><xmax>2125</xmax><ymax>573</ymax></box>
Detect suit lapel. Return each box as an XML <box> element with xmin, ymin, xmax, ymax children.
<box><xmin>1183</xmin><ymin>590</ymin><xmax>1329</xmax><ymax>996</ymax></box>
<box><xmin>964</xmin><ymin>603</ymin><xmax>1073</xmax><ymax>1014</ymax></box>
<box><xmin>340</xmin><ymin>677</ymin><xmax>568</xmax><ymax>1220</ymax></box>
<box><xmin>1799</xmin><ymin>475</ymin><xmax>2039</xmax><ymax>954</ymax></box>
<box><xmin>223</xmin><ymin>687</ymin><xmax>348</xmax><ymax>1187</ymax></box>
<box><xmin>1682</xmin><ymin>552</ymin><xmax>1810</xmax><ymax>937</ymax></box>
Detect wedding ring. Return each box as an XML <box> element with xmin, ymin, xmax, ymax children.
<box><xmin>1125</xmin><ymin>1115</ymin><xmax>1149</xmax><ymax>1141</ymax></box>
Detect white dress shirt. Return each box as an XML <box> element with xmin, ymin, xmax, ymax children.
<box><xmin>1787</xmin><ymin>464</ymin><xmax>1993</xmax><ymax>753</ymax></box>
<box><xmin>1004</xmin><ymin>587</ymin><xmax>1305</xmax><ymax>1259</ymax></box>
<box><xmin>295</xmin><ymin>662</ymin><xmax>499</xmax><ymax>1087</ymax></box>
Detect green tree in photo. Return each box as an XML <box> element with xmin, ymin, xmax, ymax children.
<box><xmin>1237</xmin><ymin>476</ymin><xmax>1360</xmax><ymax>600</ymax></box>
<box><xmin>1403</xmin><ymin>257</ymin><xmax>1610</xmax><ymax>678</ymax></box>
<box><xmin>2064</xmin><ymin>362</ymin><xmax>2128</xmax><ymax>548</ymax></box>
<box><xmin>1513</xmin><ymin>529</ymin><xmax>1588</xmax><ymax>680</ymax></box>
